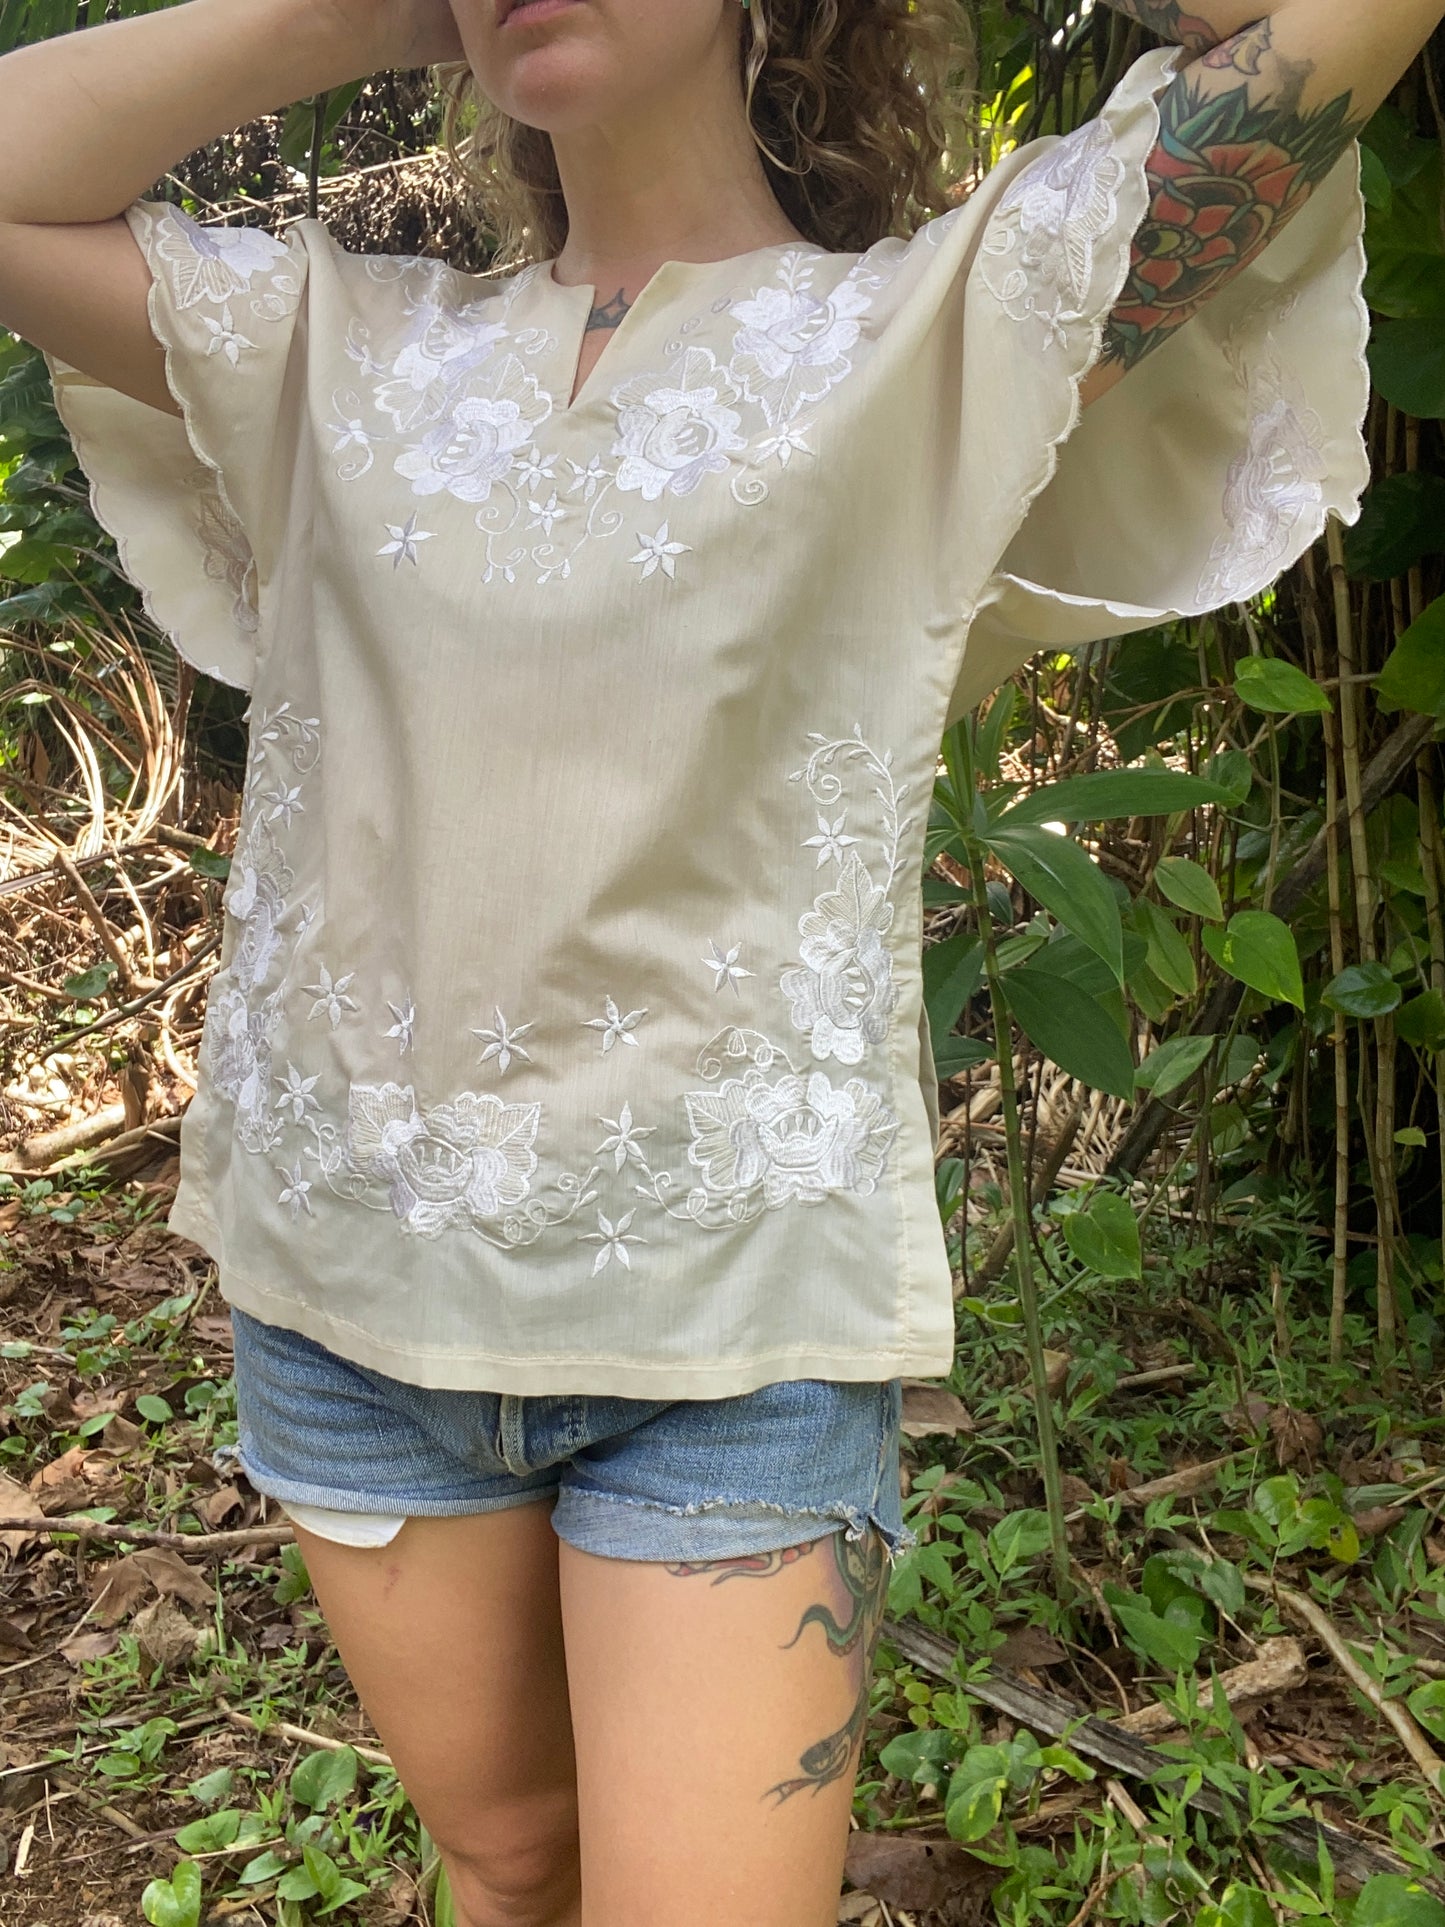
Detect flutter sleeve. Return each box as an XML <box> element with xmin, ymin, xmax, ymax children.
<box><xmin>930</xmin><ymin>44</ymin><xmax>1371</xmax><ymax>725</ymax></box>
<box><xmin>43</xmin><ymin>198</ymin><xmax>313</xmax><ymax>692</ymax></box>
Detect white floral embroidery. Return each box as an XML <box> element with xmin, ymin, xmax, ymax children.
<box><xmin>580</xmin><ymin>1207</ymin><xmax>646</xmax><ymax>1274</ymax></box>
<box><xmin>1199</xmin><ymin>350</ymin><xmax>1328</xmax><ymax>606</ymax></box>
<box><xmin>611</xmin><ymin>347</ymin><xmax>746</xmax><ymax>500</ymax></box>
<box><xmin>378</xmin><ymin>513</ymin><xmax>433</xmax><ymax>567</ymax></box>
<box><xmin>702</xmin><ymin>939</ymin><xmax>754</xmax><ymax>995</ymax></box>
<box><xmin>979</xmin><ymin>116</ymin><xmax>1126</xmax><ymax>349</ymax></box>
<box><xmin>727</xmin><ymin>253</ymin><xmax>873</xmax><ymax>429</ymax></box>
<box><xmin>202</xmin><ymin>305</ymin><xmax>254</xmax><ymax>367</ymax></box>
<box><xmin>630</xmin><ymin>521</ymin><xmax>690</xmax><ymax>580</ymax></box>
<box><xmin>781</xmin><ymin>851</ymin><xmax>897</xmax><ymax>1066</ymax></box>
<box><xmin>275</xmin><ymin>1063</ymin><xmax>321</xmax><ymax>1125</ymax></box>
<box><xmin>276</xmin><ymin>1158</ymin><xmax>314</xmax><ymax>1221</ymax></box>
<box><xmin>305</xmin><ymin>964</ymin><xmax>360</xmax><ymax>1030</ymax></box>
<box><xmin>343</xmin><ymin>1083</ymin><xmax>542</xmax><ymax>1238</ymax></box>
<box><xmin>194</xmin><ymin>491</ymin><xmax>259</xmax><ymax>636</ymax></box>
<box><xmin>472</xmin><ymin>1007</ymin><xmax>534</xmax><ymax>1074</ymax></box>
<box><xmin>395</xmin><ymin>355</ymin><xmax>554</xmax><ymax>505</ymax></box>
<box><xmin>802</xmin><ymin>811</ymin><xmax>858</xmax><ymax>867</ymax></box>
<box><xmin>685</xmin><ymin>1065</ymin><xmax>897</xmax><ymax>1209</ymax></box>
<box><xmin>595</xmin><ymin>1103</ymin><xmax>657</xmax><ymax>1171</ymax></box>
<box><xmin>151</xmin><ymin>205</ymin><xmax>296</xmax><ymax>312</ymax></box>
<box><xmin>384</xmin><ymin>998</ymin><xmax>416</xmax><ymax>1055</ymax></box>
<box><xmin>584</xmin><ymin>995</ymin><xmax>647</xmax><ymax>1052</ymax></box>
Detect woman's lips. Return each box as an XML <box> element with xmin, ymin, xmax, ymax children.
<box><xmin>500</xmin><ymin>0</ymin><xmax>583</xmax><ymax>26</ymax></box>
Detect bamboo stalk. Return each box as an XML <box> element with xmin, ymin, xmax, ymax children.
<box><xmin>1418</xmin><ymin>756</ymin><xmax>1445</xmax><ymax>1288</ymax></box>
<box><xmin>1327</xmin><ymin>517</ymin><xmax>1397</xmax><ymax>1378</ymax></box>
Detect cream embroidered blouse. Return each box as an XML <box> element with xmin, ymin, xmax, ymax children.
<box><xmin>44</xmin><ymin>48</ymin><xmax>1371</xmax><ymax>1395</ymax></box>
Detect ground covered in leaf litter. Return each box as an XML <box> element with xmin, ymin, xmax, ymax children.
<box><xmin>1</xmin><ymin>1162</ymin><xmax>1443</xmax><ymax>1925</ymax></box>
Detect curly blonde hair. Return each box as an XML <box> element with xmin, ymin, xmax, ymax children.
<box><xmin>432</xmin><ymin>0</ymin><xmax>977</xmax><ymax>270</ymax></box>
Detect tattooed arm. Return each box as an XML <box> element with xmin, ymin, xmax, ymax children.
<box><xmin>1079</xmin><ymin>0</ymin><xmax>1445</xmax><ymax>406</ymax></box>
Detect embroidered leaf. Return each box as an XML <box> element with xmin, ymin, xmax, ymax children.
<box><xmin>984</xmin><ymin>824</ymin><xmax>1123</xmax><ymax>984</ymax></box>
<box><xmin>1001</xmin><ymin>967</ymin><xmax>1135</xmax><ymax>1100</ymax></box>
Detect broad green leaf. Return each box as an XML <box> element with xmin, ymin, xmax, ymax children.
<box><xmin>290</xmin><ymin>1745</ymin><xmax>358</xmax><ymax>1811</ymax></box>
<box><xmin>1062</xmin><ymin>1192</ymin><xmax>1141</xmax><ymax>1281</ymax></box>
<box><xmin>136</xmin><ymin>1394</ymin><xmax>173</xmax><ymax>1424</ymax></box>
<box><xmin>1002</xmin><ymin>967</ymin><xmax>1136</xmax><ymax>1099</ymax></box>
<box><xmin>1344</xmin><ymin>473</ymin><xmax>1445</xmax><ymax>580</ymax></box>
<box><xmin>879</xmin><ymin>1729</ymin><xmax>958</xmax><ymax>1785</ymax></box>
<box><xmin>944</xmin><ymin>1763</ymin><xmax>1007</xmax><ymax>1844</ymax></box>
<box><xmin>1132</xmin><ymin>899</ymin><xmax>1197</xmax><ymax>998</ymax></box>
<box><xmin>1363</xmin><ymin>140</ymin><xmax>1445</xmax><ymax>318</ymax></box>
<box><xmin>186</xmin><ymin>1767</ymin><xmax>234</xmax><ymax>1807</ymax></box>
<box><xmin>1397</xmin><ymin>991</ymin><xmax>1445</xmax><ymax>1052</ymax></box>
<box><xmin>1397</xmin><ymin>1127</ymin><xmax>1428</xmax><ymax>1149</ymax></box>
<box><xmin>1135</xmin><ymin>1034</ymin><xmax>1217</xmax><ymax>1096</ymax></box>
<box><xmin>988</xmin><ymin>1510</ymin><xmax>1054</xmax><ymax>1574</ymax></box>
<box><xmin>933</xmin><ymin>1036</ymin><xmax>993</xmax><ymax>1080</ymax></box>
<box><xmin>1202</xmin><ymin>912</ymin><xmax>1305</xmax><ymax>1011</ymax></box>
<box><xmin>142</xmin><ymin>1862</ymin><xmax>202</xmax><ymax>1927</ymax></box>
<box><xmin>1376</xmin><ymin>595</ymin><xmax>1445</xmax><ymax>717</ymax></box>
<box><xmin>1154</xmin><ymin>856</ymin><xmax>1224</xmax><ymax>922</ymax></box>
<box><xmin>923</xmin><ymin>931</ymin><xmax>984</xmax><ymax>1040</ymax></box>
<box><xmin>62</xmin><ymin>962</ymin><xmax>118</xmax><ymax>1001</ymax></box>
<box><xmin>1233</xmin><ymin>656</ymin><xmax>1332</xmax><ymax>715</ymax></box>
<box><xmin>1104</xmin><ymin>1589</ymin><xmax>1202</xmax><ymax>1673</ymax></box>
<box><xmin>174</xmin><ymin>1810</ymin><xmax>243</xmax><ymax>1853</ymax></box>
<box><xmin>984</xmin><ymin>824</ymin><xmax>1123</xmax><ymax>981</ymax></box>
<box><xmin>997</xmin><ymin>768</ymin><xmax>1231</xmax><ymax>826</ymax></box>
<box><xmin>1408</xmin><ymin>1680</ymin><xmax>1445</xmax><ymax>1743</ymax></box>
<box><xmin>1197</xmin><ymin>1886</ymin><xmax>1276</xmax><ymax>1927</ymax></box>
<box><xmin>1369</xmin><ymin>318</ymin><xmax>1445</xmax><ymax>419</ymax></box>
<box><xmin>1032</xmin><ymin>929</ymin><xmax>1148</xmax><ymax>997</ymax></box>
<box><xmin>1322</xmin><ymin>961</ymin><xmax>1402</xmax><ymax>1020</ymax></box>
<box><xmin>1204</xmin><ymin>749</ymin><xmax>1253</xmax><ymax>805</ymax></box>
<box><xmin>1351</xmin><ymin>1876</ymin><xmax>1445</xmax><ymax>1927</ymax></box>
<box><xmin>189</xmin><ymin>848</ymin><xmax>231</xmax><ymax>882</ymax></box>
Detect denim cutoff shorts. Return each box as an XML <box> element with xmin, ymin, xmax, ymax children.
<box><xmin>229</xmin><ymin>1308</ymin><xmax>916</xmax><ymax>1564</ymax></box>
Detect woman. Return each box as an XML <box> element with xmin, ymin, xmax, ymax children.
<box><xmin>0</xmin><ymin>0</ymin><xmax>1437</xmax><ymax>1920</ymax></box>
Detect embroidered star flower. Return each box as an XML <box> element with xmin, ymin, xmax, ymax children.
<box><xmin>629</xmin><ymin>521</ymin><xmax>690</xmax><ymax>581</ymax></box>
<box><xmin>527</xmin><ymin>492</ymin><xmax>566</xmax><ymax>537</ymax></box>
<box><xmin>472</xmin><ymin>1006</ymin><xmax>534</xmax><ymax>1074</ymax></box>
<box><xmin>384</xmin><ymin>998</ymin><xmax>417</xmax><ymax>1055</ymax></box>
<box><xmin>802</xmin><ymin>810</ymin><xmax>859</xmax><ymax>867</ymax></box>
<box><xmin>276</xmin><ymin>1159</ymin><xmax>313</xmax><ymax>1221</ymax></box>
<box><xmin>328</xmin><ymin>417</ymin><xmax>372</xmax><ymax>454</ymax></box>
<box><xmin>566</xmin><ymin>455</ymin><xmax>609</xmax><ymax>501</ymax></box>
<box><xmin>295</xmin><ymin>899</ymin><xmax>319</xmax><ymax>940</ymax></box>
<box><xmin>266</xmin><ymin>785</ymin><xmax>304</xmax><ymax>827</ymax></box>
<box><xmin>517</xmin><ymin>445</ymin><xmax>558</xmax><ymax>491</ymax></box>
<box><xmin>275</xmin><ymin>1063</ymin><xmax>320</xmax><ymax>1124</ymax></box>
<box><xmin>702</xmin><ymin>939</ymin><xmax>755</xmax><ymax>995</ymax></box>
<box><xmin>304</xmin><ymin>964</ymin><xmax>360</xmax><ymax>1029</ymax></box>
<box><xmin>201</xmin><ymin>304</ymin><xmax>254</xmax><ymax>366</ymax></box>
<box><xmin>583</xmin><ymin>995</ymin><xmax>647</xmax><ymax>1052</ymax></box>
<box><xmin>594</xmin><ymin>1102</ymin><xmax>657</xmax><ymax>1173</ymax></box>
<box><xmin>378</xmin><ymin>512</ymin><xmax>434</xmax><ymax>569</ymax></box>
<box><xmin>580</xmin><ymin>1207</ymin><xmax>645</xmax><ymax>1275</ymax></box>
<box><xmin>758</xmin><ymin>420</ymin><xmax>813</xmax><ymax>466</ymax></box>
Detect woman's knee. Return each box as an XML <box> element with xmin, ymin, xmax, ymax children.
<box><xmin>434</xmin><ymin>1793</ymin><xmax>581</xmax><ymax>1927</ymax></box>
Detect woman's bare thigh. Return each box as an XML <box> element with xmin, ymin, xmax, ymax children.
<box><xmin>291</xmin><ymin>1502</ymin><xmax>580</xmax><ymax>1924</ymax></box>
<box><xmin>558</xmin><ymin>1526</ymin><xmax>888</xmax><ymax>1927</ymax></box>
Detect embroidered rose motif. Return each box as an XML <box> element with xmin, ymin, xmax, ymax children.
<box><xmin>611</xmin><ymin>347</ymin><xmax>746</xmax><ymax>501</ymax></box>
<box><xmin>345</xmin><ymin>1082</ymin><xmax>541</xmax><ymax>1237</ymax></box>
<box><xmin>371</xmin><ymin>301</ymin><xmax>511</xmax><ymax>435</ymax></box>
<box><xmin>1199</xmin><ymin>358</ymin><xmax>1327</xmax><ymax>605</ymax></box>
<box><xmin>203</xmin><ymin>984</ymin><xmax>282</xmax><ymax>1148</ymax></box>
<box><xmin>154</xmin><ymin>206</ymin><xmax>293</xmax><ymax>309</ymax></box>
<box><xmin>980</xmin><ymin>117</ymin><xmax>1125</xmax><ymax>347</ymax></box>
<box><xmin>727</xmin><ymin>262</ymin><xmax>873</xmax><ymax>426</ymax></box>
<box><xmin>780</xmin><ymin>850</ymin><xmax>897</xmax><ymax>1065</ymax></box>
<box><xmin>394</xmin><ymin>355</ymin><xmax>552</xmax><ymax>504</ymax></box>
<box><xmin>684</xmin><ymin>1066</ymin><xmax>897</xmax><ymax>1208</ymax></box>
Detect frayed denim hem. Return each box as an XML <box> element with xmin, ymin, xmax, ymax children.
<box><xmin>550</xmin><ymin>1484</ymin><xmax>917</xmax><ymax>1566</ymax></box>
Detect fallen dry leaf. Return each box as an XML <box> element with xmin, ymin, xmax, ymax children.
<box><xmin>900</xmin><ymin>1383</ymin><xmax>976</xmax><ymax>1439</ymax></box>
<box><xmin>60</xmin><ymin>1628</ymin><xmax>121</xmax><ymax>1666</ymax></box>
<box><xmin>1269</xmin><ymin>1405</ymin><xmax>1324</xmax><ymax>1470</ymax></box>
<box><xmin>197</xmin><ymin>1483</ymin><xmax>244</xmax><ymax>1529</ymax></box>
<box><xmin>132</xmin><ymin>1595</ymin><xmax>205</xmax><ymax>1673</ymax></box>
<box><xmin>88</xmin><ymin>1544</ymin><xmax>214</xmax><ymax>1626</ymax></box>
<box><xmin>993</xmin><ymin>1625</ymin><xmax>1066</xmax><ymax>1672</ymax></box>
<box><xmin>843</xmin><ymin>1833</ymin><xmax>991</xmax><ymax>1911</ymax></box>
<box><xmin>0</xmin><ymin>1472</ymin><xmax>44</xmax><ymax>1557</ymax></box>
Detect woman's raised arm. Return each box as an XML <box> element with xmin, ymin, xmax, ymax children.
<box><xmin>0</xmin><ymin>0</ymin><xmax>459</xmax><ymax>413</ymax></box>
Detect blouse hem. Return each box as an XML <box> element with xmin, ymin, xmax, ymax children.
<box><xmin>169</xmin><ymin>1198</ymin><xmax>956</xmax><ymax>1397</ymax></box>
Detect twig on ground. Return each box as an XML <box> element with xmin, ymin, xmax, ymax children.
<box><xmin>219</xmin><ymin>1704</ymin><xmax>391</xmax><ymax>1767</ymax></box>
<box><xmin>1246</xmin><ymin>1574</ymin><xmax>1445</xmax><ymax>1802</ymax></box>
<box><xmin>0</xmin><ymin>1516</ymin><xmax>294</xmax><ymax>1551</ymax></box>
